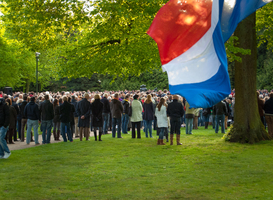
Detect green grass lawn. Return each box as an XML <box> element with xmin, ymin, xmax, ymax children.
<box><xmin>1</xmin><ymin>126</ymin><xmax>273</xmax><ymax>200</ymax></box>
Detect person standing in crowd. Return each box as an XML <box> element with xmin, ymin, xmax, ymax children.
<box><xmin>59</xmin><ymin>96</ymin><xmax>73</xmax><ymax>142</ymax></box>
<box><xmin>214</xmin><ymin>100</ymin><xmax>227</xmax><ymax>134</ymax></box>
<box><xmin>155</xmin><ymin>97</ymin><xmax>168</xmax><ymax>145</ymax></box>
<box><xmin>5</xmin><ymin>99</ymin><xmax>16</xmax><ymax>144</ymax></box>
<box><xmin>202</xmin><ymin>107</ymin><xmax>212</xmax><ymax>129</ymax></box>
<box><xmin>143</xmin><ymin>94</ymin><xmax>154</xmax><ymax>138</ymax></box>
<box><xmin>91</xmin><ymin>94</ymin><xmax>104</xmax><ymax>141</ymax></box>
<box><xmin>11</xmin><ymin>97</ymin><xmax>19</xmax><ymax>141</ymax></box>
<box><xmin>185</xmin><ymin>101</ymin><xmax>195</xmax><ymax>135</ymax></box>
<box><xmin>131</xmin><ymin>94</ymin><xmax>143</xmax><ymax>139</ymax></box>
<box><xmin>101</xmin><ymin>93</ymin><xmax>110</xmax><ymax>135</ymax></box>
<box><xmin>77</xmin><ymin>93</ymin><xmax>91</xmax><ymax>141</ymax></box>
<box><xmin>264</xmin><ymin>92</ymin><xmax>273</xmax><ymax>137</ymax></box>
<box><xmin>110</xmin><ymin>93</ymin><xmax>123</xmax><ymax>138</ymax></box>
<box><xmin>167</xmin><ymin>95</ymin><xmax>184</xmax><ymax>145</ymax></box>
<box><xmin>193</xmin><ymin>108</ymin><xmax>200</xmax><ymax>129</ymax></box>
<box><xmin>121</xmin><ymin>94</ymin><xmax>130</xmax><ymax>134</ymax></box>
<box><xmin>24</xmin><ymin>96</ymin><xmax>40</xmax><ymax>145</ymax></box>
<box><xmin>223</xmin><ymin>98</ymin><xmax>231</xmax><ymax>129</ymax></box>
<box><xmin>257</xmin><ymin>92</ymin><xmax>265</xmax><ymax>127</ymax></box>
<box><xmin>71</xmin><ymin>95</ymin><xmax>79</xmax><ymax>137</ymax></box>
<box><xmin>20</xmin><ymin>95</ymin><xmax>28</xmax><ymax>142</ymax></box>
<box><xmin>40</xmin><ymin>94</ymin><xmax>54</xmax><ymax>144</ymax></box>
<box><xmin>53</xmin><ymin>99</ymin><xmax>61</xmax><ymax>141</ymax></box>
<box><xmin>17</xmin><ymin>99</ymin><xmax>23</xmax><ymax>140</ymax></box>
<box><xmin>0</xmin><ymin>98</ymin><xmax>11</xmax><ymax>159</ymax></box>
<box><xmin>68</xmin><ymin>97</ymin><xmax>76</xmax><ymax>138</ymax></box>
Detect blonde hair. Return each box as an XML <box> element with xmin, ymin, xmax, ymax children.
<box><xmin>63</xmin><ymin>96</ymin><xmax>68</xmax><ymax>101</ymax></box>
<box><xmin>145</xmin><ymin>94</ymin><xmax>152</xmax><ymax>104</ymax></box>
<box><xmin>94</xmin><ymin>94</ymin><xmax>100</xmax><ymax>99</ymax></box>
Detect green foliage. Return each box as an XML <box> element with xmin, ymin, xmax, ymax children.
<box><xmin>54</xmin><ymin>0</ymin><xmax>168</xmax><ymax>78</ymax></box>
<box><xmin>1</xmin><ymin>0</ymin><xmax>88</xmax><ymax>51</ymax></box>
<box><xmin>256</xmin><ymin>2</ymin><xmax>273</xmax><ymax>49</ymax></box>
<box><xmin>225</xmin><ymin>36</ymin><xmax>251</xmax><ymax>62</ymax></box>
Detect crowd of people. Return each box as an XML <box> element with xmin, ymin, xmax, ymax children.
<box><xmin>0</xmin><ymin>88</ymin><xmax>273</xmax><ymax>159</ymax></box>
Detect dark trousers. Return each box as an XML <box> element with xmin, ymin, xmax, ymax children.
<box><xmin>17</xmin><ymin>118</ymin><xmax>22</xmax><ymax>139</ymax></box>
<box><xmin>132</xmin><ymin>121</ymin><xmax>141</xmax><ymax>138</ymax></box>
<box><xmin>170</xmin><ymin>117</ymin><xmax>181</xmax><ymax>135</ymax></box>
<box><xmin>21</xmin><ymin>118</ymin><xmax>27</xmax><ymax>142</ymax></box>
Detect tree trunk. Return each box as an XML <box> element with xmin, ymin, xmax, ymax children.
<box><xmin>227</xmin><ymin>12</ymin><xmax>270</xmax><ymax>143</ymax></box>
<box><xmin>25</xmin><ymin>79</ymin><xmax>30</xmax><ymax>93</ymax></box>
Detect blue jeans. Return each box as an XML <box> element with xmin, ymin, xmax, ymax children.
<box><xmin>215</xmin><ymin>114</ymin><xmax>225</xmax><ymax>133</ymax></box>
<box><xmin>0</xmin><ymin>126</ymin><xmax>10</xmax><ymax>156</ymax></box>
<box><xmin>42</xmin><ymin>120</ymin><xmax>53</xmax><ymax>144</ymax></box>
<box><xmin>26</xmin><ymin>119</ymin><xmax>39</xmax><ymax>144</ymax></box>
<box><xmin>212</xmin><ymin>115</ymin><xmax>216</xmax><ymax>128</ymax></box>
<box><xmin>185</xmin><ymin>118</ymin><xmax>193</xmax><ymax>134</ymax></box>
<box><xmin>158</xmin><ymin>127</ymin><xmax>167</xmax><ymax>139</ymax></box>
<box><xmin>145</xmin><ymin>120</ymin><xmax>153</xmax><ymax>138</ymax></box>
<box><xmin>112</xmin><ymin>118</ymin><xmax>121</xmax><ymax>138</ymax></box>
<box><xmin>61</xmin><ymin>122</ymin><xmax>73</xmax><ymax>142</ymax></box>
<box><xmin>122</xmin><ymin>114</ymin><xmax>129</xmax><ymax>133</ymax></box>
<box><xmin>102</xmin><ymin>113</ymin><xmax>110</xmax><ymax>134</ymax></box>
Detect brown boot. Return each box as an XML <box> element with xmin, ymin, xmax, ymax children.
<box><xmin>157</xmin><ymin>139</ymin><xmax>160</xmax><ymax>145</ymax></box>
<box><xmin>160</xmin><ymin>139</ymin><xmax>165</xmax><ymax>145</ymax></box>
<box><xmin>170</xmin><ymin>134</ymin><xmax>174</xmax><ymax>145</ymax></box>
<box><xmin>176</xmin><ymin>134</ymin><xmax>182</xmax><ymax>145</ymax></box>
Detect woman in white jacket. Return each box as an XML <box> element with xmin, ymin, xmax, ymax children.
<box><xmin>131</xmin><ymin>94</ymin><xmax>143</xmax><ymax>138</ymax></box>
<box><xmin>155</xmin><ymin>98</ymin><xmax>168</xmax><ymax>145</ymax></box>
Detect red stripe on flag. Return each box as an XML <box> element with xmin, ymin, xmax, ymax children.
<box><xmin>147</xmin><ymin>0</ymin><xmax>212</xmax><ymax>65</ymax></box>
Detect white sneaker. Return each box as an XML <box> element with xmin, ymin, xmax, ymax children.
<box><xmin>3</xmin><ymin>152</ymin><xmax>11</xmax><ymax>159</ymax></box>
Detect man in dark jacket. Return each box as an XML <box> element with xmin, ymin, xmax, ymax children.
<box><xmin>40</xmin><ymin>94</ymin><xmax>54</xmax><ymax>144</ymax></box>
<box><xmin>214</xmin><ymin>100</ymin><xmax>227</xmax><ymax>134</ymax></box>
<box><xmin>76</xmin><ymin>93</ymin><xmax>91</xmax><ymax>141</ymax></box>
<box><xmin>24</xmin><ymin>96</ymin><xmax>40</xmax><ymax>145</ymax></box>
<box><xmin>264</xmin><ymin>92</ymin><xmax>273</xmax><ymax>137</ymax></box>
<box><xmin>121</xmin><ymin>95</ymin><xmax>130</xmax><ymax>134</ymax></box>
<box><xmin>71</xmin><ymin>96</ymin><xmax>79</xmax><ymax>137</ymax></box>
<box><xmin>60</xmin><ymin>96</ymin><xmax>73</xmax><ymax>142</ymax></box>
<box><xmin>167</xmin><ymin>95</ymin><xmax>184</xmax><ymax>145</ymax></box>
<box><xmin>101</xmin><ymin>93</ymin><xmax>110</xmax><ymax>135</ymax></box>
<box><xmin>0</xmin><ymin>98</ymin><xmax>11</xmax><ymax>159</ymax></box>
<box><xmin>110</xmin><ymin>93</ymin><xmax>123</xmax><ymax>138</ymax></box>
<box><xmin>20</xmin><ymin>95</ymin><xmax>28</xmax><ymax>142</ymax></box>
<box><xmin>11</xmin><ymin>97</ymin><xmax>19</xmax><ymax>141</ymax></box>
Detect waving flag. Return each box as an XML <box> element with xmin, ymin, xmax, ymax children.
<box><xmin>148</xmin><ymin>0</ymin><xmax>272</xmax><ymax>108</ymax></box>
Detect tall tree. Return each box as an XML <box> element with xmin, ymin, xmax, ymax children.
<box><xmin>226</xmin><ymin>13</ymin><xmax>270</xmax><ymax>143</ymax></box>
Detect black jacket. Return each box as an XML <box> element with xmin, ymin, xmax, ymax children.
<box><xmin>60</xmin><ymin>101</ymin><xmax>73</xmax><ymax>123</ymax></box>
<box><xmin>122</xmin><ymin>100</ymin><xmax>130</xmax><ymax>115</ymax></box>
<box><xmin>101</xmin><ymin>97</ymin><xmax>110</xmax><ymax>113</ymax></box>
<box><xmin>12</xmin><ymin>101</ymin><xmax>20</xmax><ymax>115</ymax></box>
<box><xmin>24</xmin><ymin>101</ymin><xmax>40</xmax><ymax>121</ymax></box>
<box><xmin>20</xmin><ymin>100</ymin><xmax>28</xmax><ymax>119</ymax></box>
<box><xmin>214</xmin><ymin>101</ymin><xmax>227</xmax><ymax>115</ymax></box>
<box><xmin>0</xmin><ymin>98</ymin><xmax>10</xmax><ymax>128</ymax></box>
<box><xmin>76</xmin><ymin>98</ymin><xmax>91</xmax><ymax>127</ymax></box>
<box><xmin>167</xmin><ymin>99</ymin><xmax>184</xmax><ymax>118</ymax></box>
<box><xmin>40</xmin><ymin>100</ymin><xmax>54</xmax><ymax>121</ymax></box>
<box><xmin>264</xmin><ymin>98</ymin><xmax>273</xmax><ymax>115</ymax></box>
<box><xmin>91</xmin><ymin>99</ymin><xmax>104</xmax><ymax>127</ymax></box>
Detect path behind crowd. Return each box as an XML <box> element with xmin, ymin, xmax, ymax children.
<box><xmin>7</xmin><ymin>131</ymin><xmax>107</xmax><ymax>151</ymax></box>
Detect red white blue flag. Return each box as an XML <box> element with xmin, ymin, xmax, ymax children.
<box><xmin>148</xmin><ymin>0</ymin><xmax>272</xmax><ymax>108</ymax></box>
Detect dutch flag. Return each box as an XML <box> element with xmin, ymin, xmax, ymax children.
<box><xmin>148</xmin><ymin>0</ymin><xmax>272</xmax><ymax>108</ymax></box>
